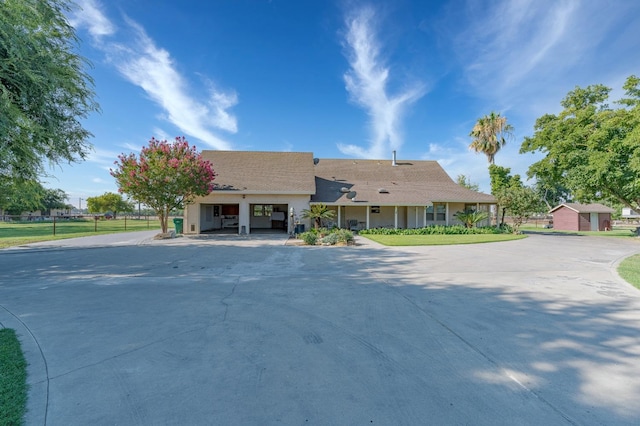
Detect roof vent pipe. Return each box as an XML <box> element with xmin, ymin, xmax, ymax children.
<box><xmin>392</xmin><ymin>150</ymin><xmax>397</xmax><ymax>166</ymax></box>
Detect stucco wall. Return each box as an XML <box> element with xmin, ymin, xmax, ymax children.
<box><xmin>185</xmin><ymin>193</ymin><xmax>311</xmax><ymax>234</ymax></box>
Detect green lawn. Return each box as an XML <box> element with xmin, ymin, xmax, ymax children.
<box><xmin>0</xmin><ymin>218</ymin><xmax>163</xmax><ymax>249</ymax></box>
<box><xmin>618</xmin><ymin>254</ymin><xmax>640</xmax><ymax>290</ymax></box>
<box><xmin>0</xmin><ymin>329</ymin><xmax>27</xmax><ymax>426</ymax></box>
<box><xmin>520</xmin><ymin>224</ymin><xmax>637</xmax><ymax>238</ymax></box>
<box><xmin>361</xmin><ymin>233</ymin><xmax>527</xmax><ymax>246</ymax></box>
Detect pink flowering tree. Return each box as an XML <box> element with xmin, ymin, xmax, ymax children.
<box><xmin>111</xmin><ymin>137</ymin><xmax>215</xmax><ymax>234</ymax></box>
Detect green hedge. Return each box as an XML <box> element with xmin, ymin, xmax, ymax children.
<box><xmin>359</xmin><ymin>225</ymin><xmax>512</xmax><ymax>235</ymax></box>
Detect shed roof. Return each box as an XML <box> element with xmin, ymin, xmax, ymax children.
<box><xmin>202</xmin><ymin>151</ymin><xmax>316</xmax><ymax>194</ymax></box>
<box><xmin>311</xmin><ymin>158</ymin><xmax>495</xmax><ymax>205</ymax></box>
<box><xmin>549</xmin><ymin>203</ymin><xmax>615</xmax><ymax>214</ymax></box>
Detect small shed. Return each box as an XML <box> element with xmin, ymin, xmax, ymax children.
<box><xmin>549</xmin><ymin>203</ymin><xmax>614</xmax><ymax>231</ymax></box>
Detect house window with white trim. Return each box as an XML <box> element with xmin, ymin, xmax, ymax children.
<box><xmin>426</xmin><ymin>204</ymin><xmax>446</xmax><ymax>221</ymax></box>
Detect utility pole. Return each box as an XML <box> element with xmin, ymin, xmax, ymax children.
<box><xmin>79</xmin><ymin>198</ymin><xmax>83</xmax><ymax>211</ymax></box>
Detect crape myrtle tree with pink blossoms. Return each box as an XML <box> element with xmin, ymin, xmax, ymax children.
<box><xmin>111</xmin><ymin>137</ymin><xmax>215</xmax><ymax>234</ymax></box>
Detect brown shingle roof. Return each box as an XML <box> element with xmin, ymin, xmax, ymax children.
<box><xmin>202</xmin><ymin>151</ymin><xmax>316</xmax><ymax>194</ymax></box>
<box><xmin>311</xmin><ymin>159</ymin><xmax>495</xmax><ymax>205</ymax></box>
<box><xmin>549</xmin><ymin>203</ymin><xmax>615</xmax><ymax>214</ymax></box>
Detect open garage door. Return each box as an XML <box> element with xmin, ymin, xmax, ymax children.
<box><xmin>250</xmin><ymin>203</ymin><xmax>288</xmax><ymax>233</ymax></box>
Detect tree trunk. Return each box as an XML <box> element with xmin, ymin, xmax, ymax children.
<box><xmin>158</xmin><ymin>208</ymin><xmax>168</xmax><ymax>234</ymax></box>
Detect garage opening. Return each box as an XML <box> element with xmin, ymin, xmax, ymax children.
<box><xmin>250</xmin><ymin>204</ymin><xmax>288</xmax><ymax>233</ymax></box>
<box><xmin>200</xmin><ymin>203</ymin><xmax>239</xmax><ymax>233</ymax></box>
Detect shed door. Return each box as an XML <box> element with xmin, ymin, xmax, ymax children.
<box><xmin>590</xmin><ymin>212</ymin><xmax>599</xmax><ymax>231</ymax></box>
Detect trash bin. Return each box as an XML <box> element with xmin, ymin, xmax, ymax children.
<box><xmin>295</xmin><ymin>224</ymin><xmax>305</xmax><ymax>234</ymax></box>
<box><xmin>173</xmin><ymin>218</ymin><xmax>184</xmax><ymax>234</ymax></box>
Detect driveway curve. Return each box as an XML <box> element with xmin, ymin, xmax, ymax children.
<box><xmin>1</xmin><ymin>233</ymin><xmax>640</xmax><ymax>425</ymax></box>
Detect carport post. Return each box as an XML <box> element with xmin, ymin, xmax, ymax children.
<box><xmin>394</xmin><ymin>206</ymin><xmax>398</xmax><ymax>229</ymax></box>
<box><xmin>366</xmin><ymin>206</ymin><xmax>370</xmax><ymax>229</ymax></box>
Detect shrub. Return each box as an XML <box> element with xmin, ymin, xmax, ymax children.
<box><xmin>321</xmin><ymin>233</ymin><xmax>340</xmax><ymax>245</ymax></box>
<box><xmin>335</xmin><ymin>229</ymin><xmax>354</xmax><ymax>243</ymax></box>
<box><xmin>300</xmin><ymin>231</ymin><xmax>318</xmax><ymax>245</ymax></box>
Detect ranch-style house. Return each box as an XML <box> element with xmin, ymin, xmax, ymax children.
<box><xmin>183</xmin><ymin>151</ymin><xmax>496</xmax><ymax>235</ymax></box>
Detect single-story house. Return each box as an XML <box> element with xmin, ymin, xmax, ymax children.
<box><xmin>184</xmin><ymin>151</ymin><xmax>496</xmax><ymax>235</ymax></box>
<box><xmin>549</xmin><ymin>203</ymin><xmax>614</xmax><ymax>231</ymax></box>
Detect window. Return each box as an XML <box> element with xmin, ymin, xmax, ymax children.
<box><xmin>253</xmin><ymin>205</ymin><xmax>273</xmax><ymax>217</ymax></box>
<box><xmin>371</xmin><ymin>206</ymin><xmax>380</xmax><ymax>214</ymax></box>
<box><xmin>426</xmin><ymin>205</ymin><xmax>434</xmax><ymax>221</ymax></box>
<box><xmin>426</xmin><ymin>204</ymin><xmax>446</xmax><ymax>221</ymax></box>
<box><xmin>464</xmin><ymin>204</ymin><xmax>477</xmax><ymax>212</ymax></box>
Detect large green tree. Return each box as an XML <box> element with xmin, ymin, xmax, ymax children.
<box><xmin>0</xmin><ymin>0</ymin><xmax>99</xmax><ymax>181</ymax></box>
<box><xmin>86</xmin><ymin>192</ymin><xmax>133</xmax><ymax>219</ymax></box>
<box><xmin>521</xmin><ymin>75</ymin><xmax>640</xmax><ymax>210</ymax></box>
<box><xmin>488</xmin><ymin>164</ymin><xmax>517</xmax><ymax>226</ymax></box>
<box><xmin>494</xmin><ymin>180</ymin><xmax>542</xmax><ymax>234</ymax></box>
<box><xmin>111</xmin><ymin>137</ymin><xmax>216</xmax><ymax>234</ymax></box>
<box><xmin>469</xmin><ymin>112</ymin><xmax>514</xmax><ymax>164</ymax></box>
<box><xmin>0</xmin><ymin>180</ymin><xmax>68</xmax><ymax>215</ymax></box>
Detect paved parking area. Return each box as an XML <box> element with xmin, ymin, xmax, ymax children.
<box><xmin>1</xmin><ymin>232</ymin><xmax>640</xmax><ymax>425</ymax></box>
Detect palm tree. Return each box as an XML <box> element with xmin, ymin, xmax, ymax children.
<box><xmin>469</xmin><ymin>112</ymin><xmax>514</xmax><ymax>164</ymax></box>
<box><xmin>454</xmin><ymin>209</ymin><xmax>489</xmax><ymax>228</ymax></box>
<box><xmin>301</xmin><ymin>203</ymin><xmax>335</xmax><ymax>230</ymax></box>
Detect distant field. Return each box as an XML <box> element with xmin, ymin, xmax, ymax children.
<box><xmin>0</xmin><ymin>217</ymin><xmax>163</xmax><ymax>249</ymax></box>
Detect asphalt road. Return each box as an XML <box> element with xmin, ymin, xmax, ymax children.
<box><xmin>1</xmin><ymin>232</ymin><xmax>640</xmax><ymax>425</ymax></box>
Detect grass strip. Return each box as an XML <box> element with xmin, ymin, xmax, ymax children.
<box><xmin>0</xmin><ymin>329</ymin><xmax>28</xmax><ymax>426</ymax></box>
<box><xmin>520</xmin><ymin>225</ymin><xmax>637</xmax><ymax>238</ymax></box>
<box><xmin>0</xmin><ymin>218</ymin><xmax>162</xmax><ymax>249</ymax></box>
<box><xmin>361</xmin><ymin>233</ymin><xmax>526</xmax><ymax>246</ymax></box>
<box><xmin>618</xmin><ymin>254</ymin><xmax>640</xmax><ymax>290</ymax></box>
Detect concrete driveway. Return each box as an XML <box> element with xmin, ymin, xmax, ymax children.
<box><xmin>1</xmin><ymin>232</ymin><xmax>640</xmax><ymax>425</ymax></box>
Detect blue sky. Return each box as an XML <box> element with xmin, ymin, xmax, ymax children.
<box><xmin>53</xmin><ymin>0</ymin><xmax>640</xmax><ymax>206</ymax></box>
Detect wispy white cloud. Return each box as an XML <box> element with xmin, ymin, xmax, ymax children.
<box><xmin>447</xmin><ymin>0</ymin><xmax>640</xmax><ymax>110</ymax></box>
<box><xmin>338</xmin><ymin>6</ymin><xmax>425</xmax><ymax>159</ymax></box>
<box><xmin>69</xmin><ymin>0</ymin><xmax>115</xmax><ymax>40</ymax></box>
<box><xmin>69</xmin><ymin>2</ymin><xmax>237</xmax><ymax>150</ymax></box>
<box><xmin>456</xmin><ymin>0</ymin><xmax>576</xmax><ymax>102</ymax></box>
<box><xmin>87</xmin><ymin>147</ymin><xmax>123</xmax><ymax>172</ymax></box>
<box><xmin>120</xmin><ymin>142</ymin><xmax>142</xmax><ymax>153</ymax></box>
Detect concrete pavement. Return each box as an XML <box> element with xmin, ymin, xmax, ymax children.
<box><xmin>1</xmin><ymin>232</ymin><xmax>640</xmax><ymax>425</ymax></box>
